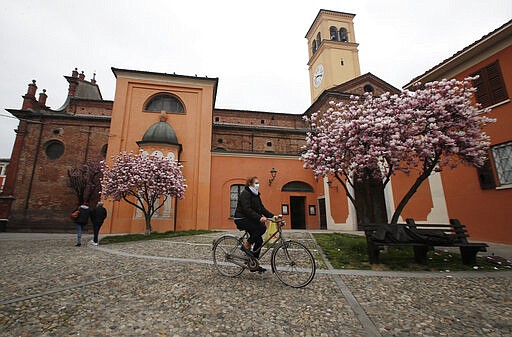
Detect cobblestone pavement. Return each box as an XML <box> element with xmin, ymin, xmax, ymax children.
<box><xmin>0</xmin><ymin>231</ymin><xmax>511</xmax><ymax>337</ymax></box>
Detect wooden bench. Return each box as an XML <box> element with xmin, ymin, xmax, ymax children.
<box><xmin>363</xmin><ymin>219</ymin><xmax>488</xmax><ymax>265</ymax></box>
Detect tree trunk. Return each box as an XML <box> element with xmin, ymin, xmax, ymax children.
<box><xmin>144</xmin><ymin>215</ymin><xmax>152</xmax><ymax>236</ymax></box>
<box><xmin>390</xmin><ymin>162</ymin><xmax>437</xmax><ymax>224</ymax></box>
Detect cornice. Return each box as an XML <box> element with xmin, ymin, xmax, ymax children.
<box><xmin>307</xmin><ymin>40</ymin><xmax>359</xmax><ymax>67</ymax></box>
<box><xmin>213</xmin><ymin>123</ymin><xmax>307</xmax><ymax>134</ymax></box>
<box><xmin>211</xmin><ymin>150</ymin><xmax>301</xmax><ymax>160</ymax></box>
<box><xmin>404</xmin><ymin>20</ymin><xmax>512</xmax><ymax>88</ymax></box>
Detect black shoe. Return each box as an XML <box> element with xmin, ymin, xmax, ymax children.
<box><xmin>250</xmin><ymin>266</ymin><xmax>266</xmax><ymax>273</ymax></box>
<box><xmin>75</xmin><ymin>243</ymin><xmax>81</xmax><ymax>247</ymax></box>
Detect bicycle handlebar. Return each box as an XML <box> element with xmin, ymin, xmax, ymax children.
<box><xmin>266</xmin><ymin>216</ymin><xmax>286</xmax><ymax>227</ymax></box>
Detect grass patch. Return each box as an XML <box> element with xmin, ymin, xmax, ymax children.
<box><xmin>313</xmin><ymin>233</ymin><xmax>511</xmax><ymax>271</ymax></box>
<box><xmin>100</xmin><ymin>230</ymin><xmax>215</xmax><ymax>244</ymax></box>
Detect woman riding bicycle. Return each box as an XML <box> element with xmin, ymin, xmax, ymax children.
<box><xmin>234</xmin><ymin>176</ymin><xmax>274</xmax><ymax>272</ymax></box>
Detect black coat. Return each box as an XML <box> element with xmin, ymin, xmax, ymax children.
<box><xmin>234</xmin><ymin>186</ymin><xmax>273</xmax><ymax>221</ymax></box>
<box><xmin>90</xmin><ymin>206</ymin><xmax>107</xmax><ymax>225</ymax></box>
<box><xmin>74</xmin><ymin>205</ymin><xmax>90</xmax><ymax>225</ymax></box>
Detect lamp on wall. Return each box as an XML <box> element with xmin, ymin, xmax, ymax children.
<box><xmin>269</xmin><ymin>167</ymin><xmax>278</xmax><ymax>186</ymax></box>
<box><xmin>327</xmin><ymin>179</ymin><xmax>338</xmax><ymax>192</ymax></box>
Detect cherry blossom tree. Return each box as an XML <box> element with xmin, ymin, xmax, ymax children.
<box><xmin>302</xmin><ymin>77</ymin><xmax>495</xmax><ymax>224</ymax></box>
<box><xmin>101</xmin><ymin>151</ymin><xmax>186</xmax><ymax>235</ymax></box>
<box><xmin>68</xmin><ymin>160</ymin><xmax>103</xmax><ymax>205</ymax></box>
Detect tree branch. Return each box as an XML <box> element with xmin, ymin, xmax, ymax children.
<box><xmin>390</xmin><ymin>151</ymin><xmax>442</xmax><ymax>224</ymax></box>
<box><xmin>334</xmin><ymin>171</ymin><xmax>357</xmax><ymax>210</ymax></box>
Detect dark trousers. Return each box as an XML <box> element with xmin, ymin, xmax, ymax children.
<box><xmin>235</xmin><ymin>218</ymin><xmax>266</xmax><ymax>258</ymax></box>
<box><xmin>93</xmin><ymin>222</ymin><xmax>103</xmax><ymax>243</ymax></box>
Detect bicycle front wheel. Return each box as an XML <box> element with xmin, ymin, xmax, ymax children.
<box><xmin>271</xmin><ymin>240</ymin><xmax>316</xmax><ymax>288</ymax></box>
<box><xmin>212</xmin><ymin>235</ymin><xmax>245</xmax><ymax>277</ymax></box>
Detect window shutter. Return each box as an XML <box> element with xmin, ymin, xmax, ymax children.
<box><xmin>472</xmin><ymin>60</ymin><xmax>508</xmax><ymax>108</ymax></box>
<box><xmin>476</xmin><ymin>159</ymin><xmax>496</xmax><ymax>190</ymax></box>
<box><xmin>486</xmin><ymin>61</ymin><xmax>509</xmax><ymax>104</ymax></box>
<box><xmin>472</xmin><ymin>70</ymin><xmax>491</xmax><ymax>108</ymax></box>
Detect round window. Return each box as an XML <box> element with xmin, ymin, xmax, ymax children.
<box><xmin>364</xmin><ymin>85</ymin><xmax>374</xmax><ymax>93</ymax></box>
<box><xmin>45</xmin><ymin>141</ymin><xmax>65</xmax><ymax>160</ymax></box>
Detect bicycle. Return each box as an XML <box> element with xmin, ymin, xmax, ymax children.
<box><xmin>212</xmin><ymin>217</ymin><xmax>316</xmax><ymax>288</ymax></box>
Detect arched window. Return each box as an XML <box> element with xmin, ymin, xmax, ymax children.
<box><xmin>329</xmin><ymin>26</ymin><xmax>338</xmax><ymax>41</ymax></box>
<box><xmin>316</xmin><ymin>32</ymin><xmax>322</xmax><ymax>47</ymax></box>
<box><xmin>101</xmin><ymin>144</ymin><xmax>108</xmax><ymax>158</ymax></box>
<box><xmin>151</xmin><ymin>150</ymin><xmax>164</xmax><ymax>158</ymax></box>
<box><xmin>281</xmin><ymin>181</ymin><xmax>314</xmax><ymax>192</ymax></box>
<box><xmin>230</xmin><ymin>184</ymin><xmax>245</xmax><ymax>217</ymax></box>
<box><xmin>145</xmin><ymin>94</ymin><xmax>184</xmax><ymax>113</ymax></box>
<box><xmin>312</xmin><ymin>41</ymin><xmax>317</xmax><ymax>54</ymax></box>
<box><xmin>45</xmin><ymin>140</ymin><xmax>65</xmax><ymax>160</ymax></box>
<box><xmin>339</xmin><ymin>28</ymin><xmax>348</xmax><ymax>42</ymax></box>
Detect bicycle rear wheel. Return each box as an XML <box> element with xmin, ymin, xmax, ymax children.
<box><xmin>212</xmin><ymin>235</ymin><xmax>246</xmax><ymax>277</ymax></box>
<box><xmin>271</xmin><ymin>240</ymin><xmax>316</xmax><ymax>288</ymax></box>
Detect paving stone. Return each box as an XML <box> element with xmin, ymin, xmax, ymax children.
<box><xmin>0</xmin><ymin>233</ymin><xmax>511</xmax><ymax>336</ymax></box>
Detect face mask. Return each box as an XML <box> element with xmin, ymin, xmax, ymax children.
<box><xmin>253</xmin><ymin>183</ymin><xmax>260</xmax><ymax>191</ymax></box>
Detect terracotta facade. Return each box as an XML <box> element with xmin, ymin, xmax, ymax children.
<box><xmin>1</xmin><ymin>10</ymin><xmax>510</xmax><ymax>244</ymax></box>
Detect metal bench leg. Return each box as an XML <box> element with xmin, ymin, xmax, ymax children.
<box><xmin>460</xmin><ymin>247</ymin><xmax>479</xmax><ymax>265</ymax></box>
<box><xmin>367</xmin><ymin>242</ymin><xmax>380</xmax><ymax>264</ymax></box>
<box><xmin>413</xmin><ymin>246</ymin><xmax>429</xmax><ymax>264</ymax></box>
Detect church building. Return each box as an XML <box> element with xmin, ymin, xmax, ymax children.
<box><xmin>1</xmin><ymin>10</ymin><xmax>510</xmax><ymax>244</ymax></box>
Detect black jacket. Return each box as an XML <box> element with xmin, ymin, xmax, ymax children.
<box><xmin>234</xmin><ymin>186</ymin><xmax>273</xmax><ymax>221</ymax></box>
<box><xmin>74</xmin><ymin>205</ymin><xmax>90</xmax><ymax>225</ymax></box>
<box><xmin>90</xmin><ymin>206</ymin><xmax>107</xmax><ymax>225</ymax></box>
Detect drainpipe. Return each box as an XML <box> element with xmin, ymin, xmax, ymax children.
<box><xmin>24</xmin><ymin>120</ymin><xmax>44</xmax><ymax>212</ymax></box>
<box><xmin>173</xmin><ymin>144</ymin><xmax>183</xmax><ymax>231</ymax></box>
<box><xmin>83</xmin><ymin>126</ymin><xmax>91</xmax><ymax>162</ymax></box>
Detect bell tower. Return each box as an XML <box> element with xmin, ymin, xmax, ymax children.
<box><xmin>306</xmin><ymin>10</ymin><xmax>361</xmax><ymax>102</ymax></box>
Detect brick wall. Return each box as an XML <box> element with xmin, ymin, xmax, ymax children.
<box><xmin>7</xmin><ymin>107</ymin><xmax>111</xmax><ymax>231</ymax></box>
<box><xmin>212</xmin><ymin>109</ymin><xmax>307</xmax><ymax>155</ymax></box>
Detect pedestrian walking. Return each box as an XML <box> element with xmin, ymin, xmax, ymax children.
<box><xmin>73</xmin><ymin>202</ymin><xmax>90</xmax><ymax>246</ymax></box>
<box><xmin>89</xmin><ymin>201</ymin><xmax>107</xmax><ymax>246</ymax></box>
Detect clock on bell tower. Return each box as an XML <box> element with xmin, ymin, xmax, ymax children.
<box><xmin>306</xmin><ymin>10</ymin><xmax>361</xmax><ymax>102</ymax></box>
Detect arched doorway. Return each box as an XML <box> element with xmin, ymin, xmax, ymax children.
<box><xmin>282</xmin><ymin>181</ymin><xmax>314</xmax><ymax>229</ymax></box>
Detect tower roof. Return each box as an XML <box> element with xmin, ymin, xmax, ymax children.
<box><xmin>305</xmin><ymin>9</ymin><xmax>356</xmax><ymax>38</ymax></box>
<box><xmin>138</xmin><ymin>120</ymin><xmax>179</xmax><ymax>146</ymax></box>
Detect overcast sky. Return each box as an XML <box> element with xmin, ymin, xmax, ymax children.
<box><xmin>0</xmin><ymin>0</ymin><xmax>511</xmax><ymax>157</ymax></box>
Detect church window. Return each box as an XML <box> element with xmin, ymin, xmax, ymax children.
<box><xmin>339</xmin><ymin>28</ymin><xmax>348</xmax><ymax>42</ymax></box>
<box><xmin>230</xmin><ymin>184</ymin><xmax>244</xmax><ymax>218</ymax></box>
<box><xmin>471</xmin><ymin>60</ymin><xmax>508</xmax><ymax>108</ymax></box>
<box><xmin>151</xmin><ymin>150</ymin><xmax>164</xmax><ymax>158</ymax></box>
<box><xmin>329</xmin><ymin>26</ymin><xmax>338</xmax><ymax>40</ymax></box>
<box><xmin>281</xmin><ymin>181</ymin><xmax>314</xmax><ymax>192</ymax></box>
<box><xmin>312</xmin><ymin>41</ymin><xmax>317</xmax><ymax>54</ymax></box>
<box><xmin>101</xmin><ymin>144</ymin><xmax>108</xmax><ymax>158</ymax></box>
<box><xmin>45</xmin><ymin>140</ymin><xmax>64</xmax><ymax>160</ymax></box>
<box><xmin>316</xmin><ymin>32</ymin><xmax>322</xmax><ymax>47</ymax></box>
<box><xmin>492</xmin><ymin>142</ymin><xmax>512</xmax><ymax>186</ymax></box>
<box><xmin>145</xmin><ymin>94</ymin><xmax>185</xmax><ymax>113</ymax></box>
